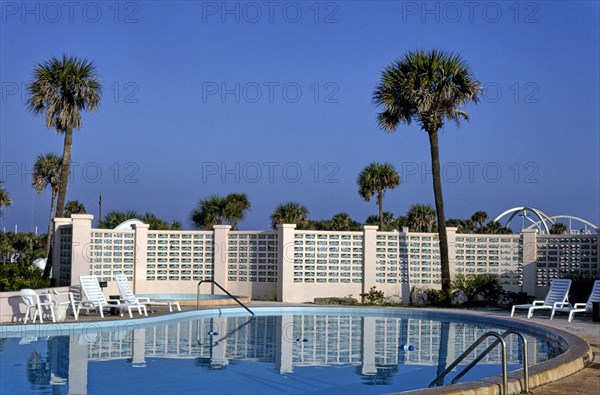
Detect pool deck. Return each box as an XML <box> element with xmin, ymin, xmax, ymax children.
<box><xmin>2</xmin><ymin>302</ymin><xmax>598</xmax><ymax>394</ymax></box>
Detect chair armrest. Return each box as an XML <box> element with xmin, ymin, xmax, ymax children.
<box><xmin>573</xmin><ymin>303</ymin><xmax>587</xmax><ymax>309</ymax></box>
<box><xmin>39</xmin><ymin>293</ymin><xmax>55</xmax><ymax>304</ymax></box>
<box><xmin>532</xmin><ymin>300</ymin><xmax>545</xmax><ymax>306</ymax></box>
<box><xmin>553</xmin><ymin>301</ymin><xmax>571</xmax><ymax>308</ymax></box>
<box><xmin>136</xmin><ymin>297</ymin><xmax>151</xmax><ymax>303</ymax></box>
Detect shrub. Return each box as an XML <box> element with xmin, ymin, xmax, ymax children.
<box><xmin>559</xmin><ymin>274</ymin><xmax>597</xmax><ymax>304</ymax></box>
<box><xmin>451</xmin><ymin>274</ymin><xmax>504</xmax><ymax>307</ymax></box>
<box><xmin>425</xmin><ymin>288</ymin><xmax>451</xmax><ymax>307</ymax></box>
<box><xmin>360</xmin><ymin>286</ymin><xmax>385</xmax><ymax>305</ymax></box>
<box><xmin>0</xmin><ymin>264</ymin><xmax>51</xmax><ymax>292</ymax></box>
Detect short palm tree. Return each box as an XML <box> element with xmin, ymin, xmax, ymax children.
<box><xmin>270</xmin><ymin>202</ymin><xmax>309</xmax><ymax>229</ymax></box>
<box><xmin>329</xmin><ymin>213</ymin><xmax>361</xmax><ymax>231</ymax></box>
<box><xmin>358</xmin><ymin>162</ymin><xmax>400</xmax><ymax>230</ymax></box>
<box><xmin>27</xmin><ymin>55</ymin><xmax>101</xmax><ymax>218</ymax></box>
<box><xmin>190</xmin><ymin>194</ymin><xmax>252</xmax><ymax>230</ymax></box>
<box><xmin>550</xmin><ymin>222</ymin><xmax>568</xmax><ymax>235</ymax></box>
<box><xmin>365</xmin><ymin>212</ymin><xmax>397</xmax><ymax>231</ymax></box>
<box><xmin>32</xmin><ymin>153</ymin><xmax>62</xmax><ymax>275</ymax></box>
<box><xmin>373</xmin><ymin>49</ymin><xmax>481</xmax><ymax>291</ymax></box>
<box><xmin>407</xmin><ymin>204</ymin><xmax>436</xmax><ymax>232</ymax></box>
<box><xmin>0</xmin><ymin>182</ymin><xmax>11</xmax><ymax>217</ymax></box>
<box><xmin>64</xmin><ymin>200</ymin><xmax>86</xmax><ymax>217</ymax></box>
<box><xmin>471</xmin><ymin>211</ymin><xmax>488</xmax><ymax>233</ymax></box>
<box><xmin>224</xmin><ymin>193</ymin><xmax>252</xmax><ymax>230</ymax></box>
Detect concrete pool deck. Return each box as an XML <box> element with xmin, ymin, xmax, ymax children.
<box><xmin>1</xmin><ymin>302</ymin><xmax>598</xmax><ymax>394</ymax></box>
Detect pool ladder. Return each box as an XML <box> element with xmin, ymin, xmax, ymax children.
<box><xmin>429</xmin><ymin>330</ymin><xmax>530</xmax><ymax>395</ymax></box>
<box><xmin>196</xmin><ymin>280</ymin><xmax>255</xmax><ymax>317</ymax></box>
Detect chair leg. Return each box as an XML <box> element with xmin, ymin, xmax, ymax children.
<box><xmin>510</xmin><ymin>306</ymin><xmax>516</xmax><ymax>317</ymax></box>
<box><xmin>99</xmin><ymin>307</ymin><xmax>104</xmax><ymax>318</ymax></box>
<box><xmin>24</xmin><ymin>309</ymin><xmax>30</xmax><ymax>324</ymax></box>
<box><xmin>49</xmin><ymin>306</ymin><xmax>56</xmax><ymax>323</ymax></box>
<box><xmin>35</xmin><ymin>308</ymin><xmax>43</xmax><ymax>323</ymax></box>
<box><xmin>527</xmin><ymin>308</ymin><xmax>533</xmax><ymax>318</ymax></box>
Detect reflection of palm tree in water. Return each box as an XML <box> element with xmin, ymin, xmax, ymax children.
<box><xmin>27</xmin><ymin>351</ymin><xmax>51</xmax><ymax>385</ymax></box>
<box><xmin>436</xmin><ymin>322</ymin><xmax>451</xmax><ymax>385</ymax></box>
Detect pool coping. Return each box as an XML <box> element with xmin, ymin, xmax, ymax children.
<box><xmin>0</xmin><ymin>305</ymin><xmax>593</xmax><ymax>395</ymax></box>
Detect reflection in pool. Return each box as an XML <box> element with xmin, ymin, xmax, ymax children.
<box><xmin>0</xmin><ymin>310</ymin><xmax>564</xmax><ymax>394</ymax></box>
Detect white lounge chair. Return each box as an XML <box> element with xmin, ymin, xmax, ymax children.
<box><xmin>511</xmin><ymin>279</ymin><xmax>572</xmax><ymax>318</ymax></box>
<box><xmin>551</xmin><ymin>280</ymin><xmax>600</xmax><ymax>322</ymax></box>
<box><xmin>20</xmin><ymin>289</ymin><xmax>56</xmax><ymax>323</ymax></box>
<box><xmin>79</xmin><ymin>276</ymin><xmax>147</xmax><ymax>318</ymax></box>
<box><xmin>115</xmin><ymin>274</ymin><xmax>181</xmax><ymax>312</ymax></box>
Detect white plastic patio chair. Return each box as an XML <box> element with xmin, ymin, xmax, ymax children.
<box><xmin>52</xmin><ymin>288</ymin><xmax>80</xmax><ymax>320</ymax></box>
<box><xmin>115</xmin><ymin>273</ymin><xmax>181</xmax><ymax>312</ymax></box>
<box><xmin>79</xmin><ymin>276</ymin><xmax>147</xmax><ymax>318</ymax></box>
<box><xmin>551</xmin><ymin>280</ymin><xmax>600</xmax><ymax>322</ymax></box>
<box><xmin>20</xmin><ymin>288</ymin><xmax>56</xmax><ymax>323</ymax></box>
<box><xmin>511</xmin><ymin>279</ymin><xmax>572</xmax><ymax>318</ymax></box>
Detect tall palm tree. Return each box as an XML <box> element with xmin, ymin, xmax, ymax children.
<box><xmin>471</xmin><ymin>211</ymin><xmax>488</xmax><ymax>233</ymax></box>
<box><xmin>64</xmin><ymin>200</ymin><xmax>86</xmax><ymax>217</ymax></box>
<box><xmin>32</xmin><ymin>153</ymin><xmax>62</xmax><ymax>276</ymax></box>
<box><xmin>407</xmin><ymin>204</ymin><xmax>436</xmax><ymax>232</ymax></box>
<box><xmin>358</xmin><ymin>162</ymin><xmax>400</xmax><ymax>230</ymax></box>
<box><xmin>373</xmin><ymin>49</ymin><xmax>481</xmax><ymax>291</ymax></box>
<box><xmin>0</xmin><ymin>182</ymin><xmax>11</xmax><ymax>217</ymax></box>
<box><xmin>27</xmin><ymin>55</ymin><xmax>101</xmax><ymax>218</ymax></box>
<box><xmin>270</xmin><ymin>202</ymin><xmax>309</xmax><ymax>229</ymax></box>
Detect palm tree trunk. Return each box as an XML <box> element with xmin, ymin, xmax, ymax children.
<box><xmin>42</xmin><ymin>190</ymin><xmax>57</xmax><ymax>278</ymax></box>
<box><xmin>377</xmin><ymin>192</ymin><xmax>384</xmax><ymax>230</ymax></box>
<box><xmin>55</xmin><ymin>128</ymin><xmax>72</xmax><ymax>218</ymax></box>
<box><xmin>428</xmin><ymin>130</ymin><xmax>451</xmax><ymax>292</ymax></box>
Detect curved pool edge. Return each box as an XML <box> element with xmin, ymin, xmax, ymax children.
<box><xmin>391</xmin><ymin>313</ymin><xmax>593</xmax><ymax>395</ymax></box>
<box><xmin>0</xmin><ymin>305</ymin><xmax>592</xmax><ymax>395</ymax></box>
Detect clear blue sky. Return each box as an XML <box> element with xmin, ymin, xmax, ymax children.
<box><xmin>1</xmin><ymin>1</ymin><xmax>599</xmax><ymax>231</ymax></box>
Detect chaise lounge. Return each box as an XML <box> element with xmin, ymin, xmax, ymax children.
<box><xmin>511</xmin><ymin>278</ymin><xmax>572</xmax><ymax>318</ymax></box>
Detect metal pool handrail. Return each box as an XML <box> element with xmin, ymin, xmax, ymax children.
<box><xmin>196</xmin><ymin>280</ymin><xmax>255</xmax><ymax>316</ymax></box>
<box><xmin>429</xmin><ymin>329</ymin><xmax>530</xmax><ymax>395</ymax></box>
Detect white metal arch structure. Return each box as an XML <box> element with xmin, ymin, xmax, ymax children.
<box><xmin>493</xmin><ymin>207</ymin><xmax>555</xmax><ymax>234</ymax></box>
<box><xmin>525</xmin><ymin>215</ymin><xmax>598</xmax><ymax>233</ymax></box>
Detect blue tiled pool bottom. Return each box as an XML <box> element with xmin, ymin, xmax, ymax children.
<box><xmin>0</xmin><ymin>308</ymin><xmax>565</xmax><ymax>395</ymax></box>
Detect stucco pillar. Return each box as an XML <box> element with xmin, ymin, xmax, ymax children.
<box><xmin>70</xmin><ymin>214</ymin><xmax>94</xmax><ymax>286</ymax></box>
<box><xmin>446</xmin><ymin>227</ymin><xmax>458</xmax><ymax>280</ymax></box>
<box><xmin>277</xmin><ymin>224</ymin><xmax>296</xmax><ymax>302</ymax></box>
<box><xmin>132</xmin><ymin>223</ymin><xmax>149</xmax><ymax>294</ymax></box>
<box><xmin>362</xmin><ymin>225</ymin><xmax>379</xmax><ymax>299</ymax></box>
<box><xmin>521</xmin><ymin>229</ymin><xmax>538</xmax><ymax>296</ymax></box>
<box><xmin>212</xmin><ymin>225</ymin><xmax>231</xmax><ymax>294</ymax></box>
<box><xmin>52</xmin><ymin>217</ymin><xmax>72</xmax><ymax>285</ymax></box>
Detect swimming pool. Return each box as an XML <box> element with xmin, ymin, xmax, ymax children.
<box><xmin>0</xmin><ymin>307</ymin><xmax>566</xmax><ymax>394</ymax></box>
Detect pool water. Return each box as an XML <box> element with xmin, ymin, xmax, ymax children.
<box><xmin>0</xmin><ymin>308</ymin><xmax>564</xmax><ymax>394</ymax></box>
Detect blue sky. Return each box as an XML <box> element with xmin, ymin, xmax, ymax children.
<box><xmin>1</xmin><ymin>1</ymin><xmax>599</xmax><ymax>231</ymax></box>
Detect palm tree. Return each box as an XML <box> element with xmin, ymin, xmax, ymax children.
<box><xmin>484</xmin><ymin>220</ymin><xmax>512</xmax><ymax>234</ymax></box>
<box><xmin>32</xmin><ymin>153</ymin><xmax>61</xmax><ymax>276</ymax></box>
<box><xmin>365</xmin><ymin>212</ymin><xmax>397</xmax><ymax>231</ymax></box>
<box><xmin>190</xmin><ymin>194</ymin><xmax>251</xmax><ymax>230</ymax></box>
<box><xmin>471</xmin><ymin>211</ymin><xmax>488</xmax><ymax>233</ymax></box>
<box><xmin>27</xmin><ymin>55</ymin><xmax>101</xmax><ymax>218</ymax></box>
<box><xmin>407</xmin><ymin>204</ymin><xmax>436</xmax><ymax>232</ymax></box>
<box><xmin>358</xmin><ymin>162</ymin><xmax>400</xmax><ymax>230</ymax></box>
<box><xmin>0</xmin><ymin>182</ymin><xmax>11</xmax><ymax>217</ymax></box>
<box><xmin>328</xmin><ymin>213</ymin><xmax>361</xmax><ymax>231</ymax></box>
<box><xmin>223</xmin><ymin>193</ymin><xmax>252</xmax><ymax>230</ymax></box>
<box><xmin>64</xmin><ymin>200</ymin><xmax>86</xmax><ymax>217</ymax></box>
<box><xmin>270</xmin><ymin>202</ymin><xmax>309</xmax><ymax>229</ymax></box>
<box><xmin>550</xmin><ymin>223</ymin><xmax>568</xmax><ymax>235</ymax></box>
<box><xmin>373</xmin><ymin>49</ymin><xmax>481</xmax><ymax>291</ymax></box>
